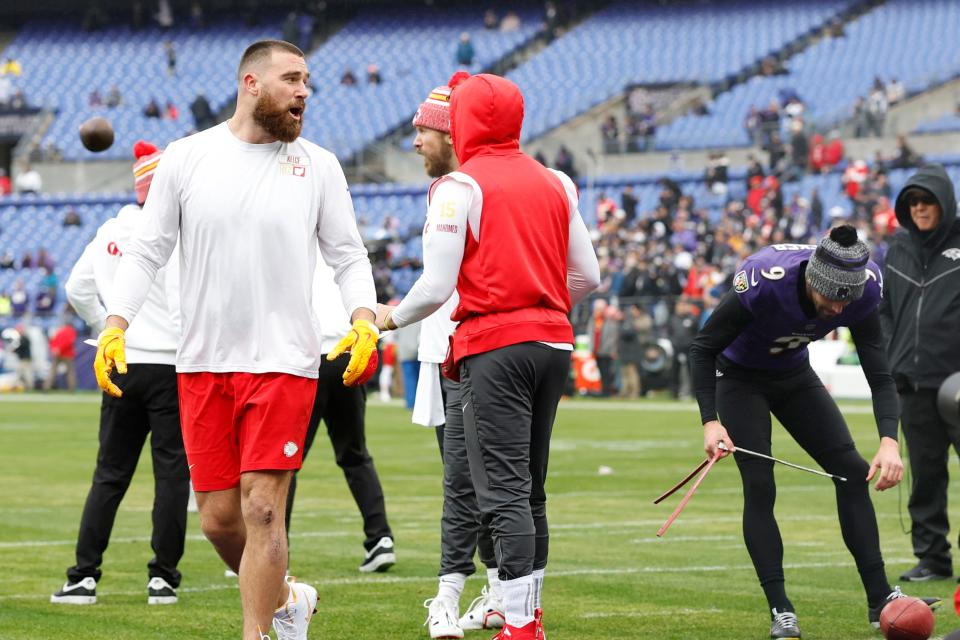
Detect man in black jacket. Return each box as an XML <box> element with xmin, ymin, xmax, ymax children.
<box><xmin>880</xmin><ymin>164</ymin><xmax>960</xmax><ymax>582</ymax></box>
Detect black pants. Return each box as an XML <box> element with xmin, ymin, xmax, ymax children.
<box><xmin>68</xmin><ymin>364</ymin><xmax>188</xmax><ymax>587</ymax></box>
<box><xmin>900</xmin><ymin>388</ymin><xmax>960</xmax><ymax>571</ymax></box>
<box><xmin>596</xmin><ymin>354</ymin><xmax>616</xmax><ymax>397</ymax></box>
<box><xmin>460</xmin><ymin>342</ymin><xmax>569</xmax><ymax>581</ymax></box>
<box><xmin>716</xmin><ymin>363</ymin><xmax>890</xmax><ymax>608</ymax></box>
<box><xmin>435</xmin><ymin>376</ymin><xmax>496</xmax><ymax>576</ymax></box>
<box><xmin>286</xmin><ymin>356</ymin><xmax>392</xmax><ymax>551</ymax></box>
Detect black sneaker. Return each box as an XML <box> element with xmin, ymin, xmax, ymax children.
<box><xmin>770</xmin><ymin>608</ymin><xmax>801</xmax><ymax>639</ymax></box>
<box><xmin>867</xmin><ymin>586</ymin><xmax>942</xmax><ymax>629</ymax></box>
<box><xmin>358</xmin><ymin>536</ymin><xmax>396</xmax><ymax>573</ymax></box>
<box><xmin>899</xmin><ymin>562</ymin><xmax>952</xmax><ymax>582</ymax></box>
<box><xmin>147</xmin><ymin>577</ymin><xmax>177</xmax><ymax>605</ymax></box>
<box><xmin>50</xmin><ymin>577</ymin><xmax>97</xmax><ymax>605</ymax></box>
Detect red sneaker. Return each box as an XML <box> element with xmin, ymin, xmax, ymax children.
<box><xmin>492</xmin><ymin>610</ymin><xmax>545</xmax><ymax>640</ymax></box>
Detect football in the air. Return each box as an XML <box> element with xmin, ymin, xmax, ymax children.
<box><xmin>880</xmin><ymin>597</ymin><xmax>934</xmax><ymax>640</ymax></box>
<box><xmin>79</xmin><ymin>116</ymin><xmax>115</xmax><ymax>152</ymax></box>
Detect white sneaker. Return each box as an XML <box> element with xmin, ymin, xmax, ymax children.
<box><xmin>423</xmin><ymin>597</ymin><xmax>464</xmax><ymax>639</ymax></box>
<box><xmin>358</xmin><ymin>536</ymin><xmax>396</xmax><ymax>573</ymax></box>
<box><xmin>273</xmin><ymin>581</ymin><xmax>318</xmax><ymax>640</ymax></box>
<box><xmin>459</xmin><ymin>585</ymin><xmax>505</xmax><ymax>630</ymax></box>
<box><xmin>50</xmin><ymin>576</ymin><xmax>97</xmax><ymax>605</ymax></box>
<box><xmin>147</xmin><ymin>577</ymin><xmax>178</xmax><ymax>605</ymax></box>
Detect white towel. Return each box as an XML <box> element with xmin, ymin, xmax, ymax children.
<box><xmin>412</xmin><ymin>363</ymin><xmax>446</xmax><ymax>427</ymax></box>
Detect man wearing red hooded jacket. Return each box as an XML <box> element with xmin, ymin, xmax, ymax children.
<box><xmin>377</xmin><ymin>73</ymin><xmax>600</xmax><ymax>639</ymax></box>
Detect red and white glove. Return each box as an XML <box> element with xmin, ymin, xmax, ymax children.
<box><xmin>327</xmin><ymin>319</ymin><xmax>380</xmax><ymax>387</ymax></box>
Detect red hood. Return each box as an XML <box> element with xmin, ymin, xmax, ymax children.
<box><xmin>450</xmin><ymin>73</ymin><xmax>522</xmax><ymax>164</ymax></box>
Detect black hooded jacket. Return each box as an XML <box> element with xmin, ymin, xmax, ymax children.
<box><xmin>879</xmin><ymin>164</ymin><xmax>960</xmax><ymax>390</ymax></box>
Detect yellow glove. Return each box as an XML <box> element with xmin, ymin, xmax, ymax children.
<box><xmin>327</xmin><ymin>319</ymin><xmax>380</xmax><ymax>387</ymax></box>
<box><xmin>94</xmin><ymin>327</ymin><xmax>127</xmax><ymax>397</ymax></box>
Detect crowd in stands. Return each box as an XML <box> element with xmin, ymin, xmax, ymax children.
<box><xmin>0</xmin><ymin>56</ymin><xmax>28</xmax><ymax>110</ymax></box>
<box><xmin>572</xmin><ymin>143</ymin><xmax>927</xmax><ymax>398</ymax></box>
<box><xmin>0</xmin><ymin>318</ymin><xmax>78</xmax><ymax>392</ymax></box>
<box><xmin>339</xmin><ymin>63</ymin><xmax>383</xmax><ymax>87</ymax></box>
<box><xmin>600</xmin><ymin>88</ymin><xmax>665</xmax><ymax>154</ymax></box>
<box><xmin>601</xmin><ymin>104</ymin><xmax>659</xmax><ymax>154</ymax></box>
<box><xmin>849</xmin><ymin>76</ymin><xmax>906</xmax><ymax>139</ymax></box>
<box><xmin>0</xmin><ymin>248</ymin><xmax>61</xmax><ymax>321</ymax></box>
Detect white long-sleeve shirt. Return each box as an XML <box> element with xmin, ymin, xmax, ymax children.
<box><xmin>312</xmin><ymin>257</ymin><xmax>352</xmax><ymax>355</ymax></box>
<box><xmin>66</xmin><ymin>204</ymin><xmax>180</xmax><ymax>365</ymax></box>
<box><xmin>418</xmin><ymin>292</ymin><xmax>458</xmax><ymax>364</ymax></box>
<box><xmin>107</xmin><ymin>122</ymin><xmax>376</xmax><ymax>378</ymax></box>
<box><xmin>391</xmin><ymin>169</ymin><xmax>599</xmax><ymax>331</ymax></box>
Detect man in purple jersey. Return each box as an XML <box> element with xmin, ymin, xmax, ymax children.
<box><xmin>689</xmin><ymin>225</ymin><xmax>939</xmax><ymax>638</ymax></box>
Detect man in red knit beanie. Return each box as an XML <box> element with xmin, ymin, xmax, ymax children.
<box><xmin>411</xmin><ymin>74</ymin><xmax>507</xmax><ymax>639</ymax></box>
<box><xmin>378</xmin><ymin>72</ymin><xmax>600</xmax><ymax>639</ymax></box>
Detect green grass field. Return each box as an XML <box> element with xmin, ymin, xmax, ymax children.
<box><xmin>1</xmin><ymin>394</ymin><xmax>958</xmax><ymax>639</ymax></box>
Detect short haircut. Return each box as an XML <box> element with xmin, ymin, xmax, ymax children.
<box><xmin>237</xmin><ymin>40</ymin><xmax>304</xmax><ymax>81</ymax></box>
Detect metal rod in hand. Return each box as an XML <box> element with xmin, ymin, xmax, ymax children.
<box><xmin>719</xmin><ymin>442</ymin><xmax>846</xmax><ymax>482</ymax></box>
<box><xmin>654</xmin><ymin>458</ymin><xmax>709</xmax><ymax>504</ymax></box>
<box><xmin>656</xmin><ymin>449</ymin><xmax>724</xmax><ymax>537</ymax></box>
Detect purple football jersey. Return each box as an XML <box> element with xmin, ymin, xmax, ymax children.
<box><xmin>722</xmin><ymin>243</ymin><xmax>882</xmax><ymax>370</ymax></box>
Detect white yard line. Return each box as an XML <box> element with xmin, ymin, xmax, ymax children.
<box><xmin>0</xmin><ymin>529</ymin><xmax>354</xmax><ymax>549</ymax></box>
<box><xmin>0</xmin><ymin>394</ymin><xmax>102</xmax><ymax>404</ymax></box>
<box><xmin>0</xmin><ymin>510</ymin><xmax>908</xmax><ymax>550</ymax></box>
<box><xmin>0</xmin><ymin>394</ymin><xmax>874</xmax><ymax>414</ymax></box>
<box><xmin>557</xmin><ymin>400</ymin><xmax>873</xmax><ymax>414</ymax></box>
<box><xmin>0</xmin><ymin>558</ymin><xmax>915</xmax><ymax>601</ymax></box>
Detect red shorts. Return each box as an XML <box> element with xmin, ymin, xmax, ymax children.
<box><xmin>177</xmin><ymin>372</ymin><xmax>318</xmax><ymax>491</ymax></box>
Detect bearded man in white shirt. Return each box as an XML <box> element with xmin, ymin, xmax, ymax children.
<box><xmin>93</xmin><ymin>40</ymin><xmax>379</xmax><ymax>640</ymax></box>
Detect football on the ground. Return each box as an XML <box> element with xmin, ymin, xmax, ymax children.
<box><xmin>880</xmin><ymin>597</ymin><xmax>935</xmax><ymax>640</ymax></box>
<box><xmin>79</xmin><ymin>116</ymin><xmax>114</xmax><ymax>152</ymax></box>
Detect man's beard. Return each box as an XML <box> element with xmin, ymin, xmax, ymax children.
<box><xmin>423</xmin><ymin>144</ymin><xmax>454</xmax><ymax>178</ymax></box>
<box><xmin>253</xmin><ymin>89</ymin><xmax>304</xmax><ymax>143</ymax></box>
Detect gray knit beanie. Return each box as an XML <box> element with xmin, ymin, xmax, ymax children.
<box><xmin>805</xmin><ymin>225</ymin><xmax>870</xmax><ymax>301</ymax></box>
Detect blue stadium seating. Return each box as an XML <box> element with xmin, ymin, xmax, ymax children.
<box><xmin>914</xmin><ymin>113</ymin><xmax>960</xmax><ymax>135</ymax></box>
<box><xmin>509</xmin><ymin>0</ymin><xmax>851</xmax><ymax>141</ymax></box>
<box><xmin>6</xmin><ymin>1</ymin><xmax>958</xmax><ymax>161</ymax></box>
<box><xmin>658</xmin><ymin>0</ymin><xmax>960</xmax><ymax>149</ymax></box>
<box><xmin>4</xmin><ymin>5</ymin><xmax>539</xmax><ymax>161</ymax></box>
<box><xmin>5</xmin><ymin>20</ymin><xmax>282</xmax><ymax>160</ymax></box>
<box><xmin>303</xmin><ymin>4</ymin><xmax>541</xmax><ymax>159</ymax></box>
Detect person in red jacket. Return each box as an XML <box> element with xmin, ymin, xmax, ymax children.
<box><xmin>45</xmin><ymin>321</ymin><xmax>77</xmax><ymax>391</ymax></box>
<box><xmin>376</xmin><ymin>72</ymin><xmax>600</xmax><ymax>640</ymax></box>
<box><xmin>808</xmin><ymin>134</ymin><xmax>826</xmax><ymax>173</ymax></box>
<box><xmin>824</xmin><ymin>131</ymin><xmax>845</xmax><ymax>168</ymax></box>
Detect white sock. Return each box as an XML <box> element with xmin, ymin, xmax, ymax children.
<box><xmin>437</xmin><ymin>572</ymin><xmax>467</xmax><ymax>605</ymax></box>
<box><xmin>532</xmin><ymin>568</ymin><xmax>545</xmax><ymax>610</ymax></box>
<box><xmin>486</xmin><ymin>567</ymin><xmax>503</xmax><ymax>600</ymax></box>
<box><xmin>501</xmin><ymin>575</ymin><xmax>535</xmax><ymax>628</ymax></box>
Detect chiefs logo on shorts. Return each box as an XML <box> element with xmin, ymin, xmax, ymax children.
<box><xmin>283</xmin><ymin>441</ymin><xmax>298</xmax><ymax>458</ymax></box>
